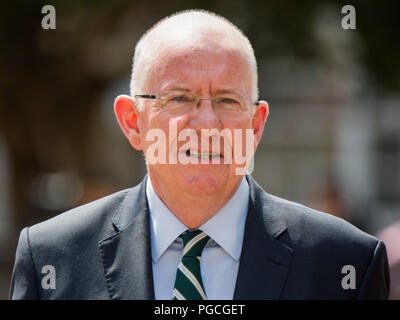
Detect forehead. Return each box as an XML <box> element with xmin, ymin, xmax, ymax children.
<box><xmin>143</xmin><ymin>40</ymin><xmax>253</xmax><ymax>95</ymax></box>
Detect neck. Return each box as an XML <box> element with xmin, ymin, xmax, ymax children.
<box><xmin>148</xmin><ymin>170</ymin><xmax>242</xmax><ymax>229</ymax></box>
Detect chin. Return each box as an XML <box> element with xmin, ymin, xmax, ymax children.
<box><xmin>178</xmin><ymin>167</ymin><xmax>228</xmax><ymax>198</ymax></box>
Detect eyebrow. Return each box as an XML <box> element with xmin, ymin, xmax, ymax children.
<box><xmin>213</xmin><ymin>89</ymin><xmax>239</xmax><ymax>96</ymax></box>
<box><xmin>159</xmin><ymin>85</ymin><xmax>193</xmax><ymax>93</ymax></box>
<box><xmin>160</xmin><ymin>86</ymin><xmax>240</xmax><ymax>96</ymax></box>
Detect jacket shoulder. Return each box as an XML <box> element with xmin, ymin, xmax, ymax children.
<box><xmin>28</xmin><ymin>188</ymin><xmax>132</xmax><ymax>248</ymax></box>
<box><xmin>266</xmin><ymin>192</ymin><xmax>378</xmax><ymax>249</ymax></box>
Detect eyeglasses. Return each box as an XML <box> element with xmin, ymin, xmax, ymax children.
<box><xmin>135</xmin><ymin>90</ymin><xmax>259</xmax><ymax>116</ymax></box>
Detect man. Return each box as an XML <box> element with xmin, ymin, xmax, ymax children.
<box><xmin>10</xmin><ymin>9</ymin><xmax>389</xmax><ymax>300</ymax></box>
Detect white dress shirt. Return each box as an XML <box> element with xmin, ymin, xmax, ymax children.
<box><xmin>146</xmin><ymin>176</ymin><xmax>249</xmax><ymax>300</ymax></box>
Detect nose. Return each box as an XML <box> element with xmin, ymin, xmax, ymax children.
<box><xmin>189</xmin><ymin>99</ymin><xmax>222</xmax><ymax>131</ymax></box>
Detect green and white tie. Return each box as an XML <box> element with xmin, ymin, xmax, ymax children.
<box><xmin>172</xmin><ymin>230</ymin><xmax>210</xmax><ymax>300</ymax></box>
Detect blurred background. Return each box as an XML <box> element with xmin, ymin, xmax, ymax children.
<box><xmin>0</xmin><ymin>0</ymin><xmax>399</xmax><ymax>299</ymax></box>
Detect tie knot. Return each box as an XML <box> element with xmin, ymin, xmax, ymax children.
<box><xmin>180</xmin><ymin>230</ymin><xmax>210</xmax><ymax>258</ymax></box>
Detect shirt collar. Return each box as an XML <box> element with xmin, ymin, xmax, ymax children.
<box><xmin>147</xmin><ymin>176</ymin><xmax>249</xmax><ymax>263</ymax></box>
<box><xmin>146</xmin><ymin>177</ymin><xmax>187</xmax><ymax>263</ymax></box>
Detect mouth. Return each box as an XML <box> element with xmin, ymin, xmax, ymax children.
<box><xmin>185</xmin><ymin>149</ymin><xmax>222</xmax><ymax>160</ymax></box>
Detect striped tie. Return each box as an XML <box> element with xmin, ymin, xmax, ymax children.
<box><xmin>172</xmin><ymin>230</ymin><xmax>210</xmax><ymax>300</ymax></box>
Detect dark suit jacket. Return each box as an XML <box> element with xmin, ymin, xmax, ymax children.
<box><xmin>10</xmin><ymin>175</ymin><xmax>390</xmax><ymax>299</ymax></box>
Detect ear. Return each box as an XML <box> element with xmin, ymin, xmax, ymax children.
<box><xmin>114</xmin><ymin>94</ymin><xmax>142</xmax><ymax>150</ymax></box>
<box><xmin>252</xmin><ymin>100</ymin><xmax>269</xmax><ymax>151</ymax></box>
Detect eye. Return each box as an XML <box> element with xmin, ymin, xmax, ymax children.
<box><xmin>218</xmin><ymin>98</ymin><xmax>239</xmax><ymax>104</ymax></box>
<box><xmin>215</xmin><ymin>97</ymin><xmax>241</xmax><ymax>108</ymax></box>
<box><xmin>169</xmin><ymin>95</ymin><xmax>193</xmax><ymax>103</ymax></box>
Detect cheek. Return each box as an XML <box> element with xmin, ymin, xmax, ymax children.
<box><xmin>143</xmin><ymin>113</ymin><xmax>189</xmax><ymax>148</ymax></box>
<box><xmin>222</xmin><ymin>119</ymin><xmax>254</xmax><ymax>156</ymax></box>
<box><xmin>221</xmin><ymin>116</ymin><xmax>252</xmax><ymax>130</ymax></box>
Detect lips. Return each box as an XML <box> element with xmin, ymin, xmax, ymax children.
<box><xmin>186</xmin><ymin>149</ymin><xmax>221</xmax><ymax>159</ymax></box>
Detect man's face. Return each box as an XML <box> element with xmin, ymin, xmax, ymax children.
<box><xmin>120</xmin><ymin>37</ymin><xmax>268</xmax><ymax>200</ymax></box>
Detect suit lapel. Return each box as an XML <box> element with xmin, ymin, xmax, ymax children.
<box><xmin>98</xmin><ymin>176</ymin><xmax>155</xmax><ymax>299</ymax></box>
<box><xmin>233</xmin><ymin>175</ymin><xmax>294</xmax><ymax>299</ymax></box>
